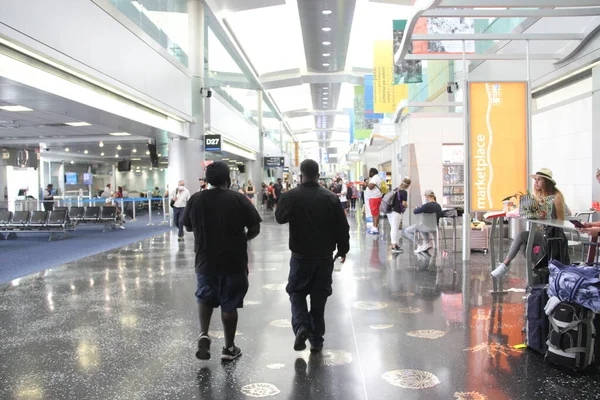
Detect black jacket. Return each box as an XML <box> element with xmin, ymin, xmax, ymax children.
<box><xmin>275</xmin><ymin>181</ymin><xmax>350</xmax><ymax>258</ymax></box>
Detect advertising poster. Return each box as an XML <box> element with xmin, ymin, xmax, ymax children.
<box><xmin>354</xmin><ymin>85</ymin><xmax>375</xmax><ymax>140</ymax></box>
<box><xmin>469</xmin><ymin>82</ymin><xmax>527</xmax><ymax>211</ymax></box>
<box><xmin>364</xmin><ymin>75</ymin><xmax>384</xmax><ymax>119</ymax></box>
<box><xmin>393</xmin><ymin>20</ymin><xmax>423</xmax><ymax>85</ymax></box>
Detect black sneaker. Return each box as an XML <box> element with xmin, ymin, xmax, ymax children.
<box><xmin>196</xmin><ymin>334</ymin><xmax>211</xmax><ymax>360</ymax></box>
<box><xmin>310</xmin><ymin>343</ymin><xmax>323</xmax><ymax>353</ymax></box>
<box><xmin>391</xmin><ymin>246</ymin><xmax>404</xmax><ymax>254</ymax></box>
<box><xmin>221</xmin><ymin>345</ymin><xmax>242</xmax><ymax>361</ymax></box>
<box><xmin>294</xmin><ymin>327</ymin><xmax>310</xmax><ymax>351</ymax></box>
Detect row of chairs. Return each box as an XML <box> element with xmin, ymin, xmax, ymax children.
<box><xmin>0</xmin><ymin>210</ymin><xmax>72</xmax><ymax>241</ymax></box>
<box><xmin>61</xmin><ymin>206</ymin><xmax>118</xmax><ymax>224</ymax></box>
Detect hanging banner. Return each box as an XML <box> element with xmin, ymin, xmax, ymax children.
<box><xmin>353</xmin><ymin>85</ymin><xmax>373</xmax><ymax>140</ymax></box>
<box><xmin>374</xmin><ymin>40</ymin><xmax>408</xmax><ymax>114</ymax></box>
<box><xmin>364</xmin><ymin>75</ymin><xmax>384</xmax><ymax>119</ymax></box>
<box><xmin>393</xmin><ymin>20</ymin><xmax>423</xmax><ymax>85</ymax></box>
<box><xmin>469</xmin><ymin>82</ymin><xmax>528</xmax><ymax>211</ymax></box>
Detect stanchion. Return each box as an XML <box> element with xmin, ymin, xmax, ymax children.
<box><xmin>131</xmin><ymin>198</ymin><xmax>137</xmax><ymax>222</ymax></box>
<box><xmin>147</xmin><ymin>191</ymin><xmax>154</xmax><ymax>226</ymax></box>
<box><xmin>160</xmin><ymin>198</ymin><xmax>169</xmax><ymax>225</ymax></box>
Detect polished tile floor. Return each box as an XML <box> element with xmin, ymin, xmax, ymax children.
<box><xmin>1</xmin><ymin>212</ymin><xmax>599</xmax><ymax>400</ymax></box>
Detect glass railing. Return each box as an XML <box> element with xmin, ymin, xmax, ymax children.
<box><xmin>108</xmin><ymin>0</ymin><xmax>189</xmax><ymax>66</ymax></box>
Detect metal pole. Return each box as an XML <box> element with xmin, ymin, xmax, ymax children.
<box><xmin>161</xmin><ymin>197</ymin><xmax>169</xmax><ymax>225</ymax></box>
<box><xmin>526</xmin><ymin>40</ymin><xmax>532</xmax><ymax>190</ymax></box>
<box><xmin>147</xmin><ymin>191</ymin><xmax>154</xmax><ymax>226</ymax></box>
<box><xmin>462</xmin><ymin>40</ymin><xmax>471</xmax><ymax>260</ymax></box>
<box><xmin>131</xmin><ymin>198</ymin><xmax>137</xmax><ymax>222</ymax></box>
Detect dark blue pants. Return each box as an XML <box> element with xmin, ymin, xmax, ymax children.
<box><xmin>173</xmin><ymin>207</ymin><xmax>184</xmax><ymax>237</ymax></box>
<box><xmin>286</xmin><ymin>256</ymin><xmax>334</xmax><ymax>347</ymax></box>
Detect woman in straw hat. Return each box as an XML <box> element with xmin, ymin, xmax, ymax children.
<box><xmin>491</xmin><ymin>168</ymin><xmax>567</xmax><ymax>278</ymax></box>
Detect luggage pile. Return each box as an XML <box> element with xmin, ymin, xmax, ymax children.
<box><xmin>526</xmin><ymin>260</ymin><xmax>600</xmax><ymax>371</ymax></box>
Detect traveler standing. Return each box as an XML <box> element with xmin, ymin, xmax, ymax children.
<box><xmin>347</xmin><ymin>184</ymin><xmax>354</xmax><ymax>211</ymax></box>
<box><xmin>101</xmin><ymin>183</ymin><xmax>113</xmax><ymax>199</ymax></box>
<box><xmin>389</xmin><ymin>178</ymin><xmax>411</xmax><ymax>254</ymax></box>
<box><xmin>246</xmin><ymin>180</ymin><xmax>256</xmax><ymax>205</ymax></box>
<box><xmin>43</xmin><ymin>184</ymin><xmax>54</xmax><ymax>212</ymax></box>
<box><xmin>183</xmin><ymin>162</ymin><xmax>262</xmax><ymax>361</ymax></box>
<box><xmin>171</xmin><ymin>180</ymin><xmax>191</xmax><ymax>241</ymax></box>
<box><xmin>366</xmin><ymin>168</ymin><xmax>383</xmax><ymax>234</ymax></box>
<box><xmin>273</xmin><ymin>178</ymin><xmax>283</xmax><ymax>210</ymax></box>
<box><xmin>275</xmin><ymin>159</ymin><xmax>350</xmax><ymax>353</ymax></box>
<box><xmin>230</xmin><ymin>179</ymin><xmax>240</xmax><ymax>192</ymax></box>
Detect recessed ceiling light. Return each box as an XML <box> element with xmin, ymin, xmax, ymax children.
<box><xmin>65</xmin><ymin>147</ymin><xmax>70</xmax><ymax>152</ymax></box>
<box><xmin>323</xmin><ymin>97</ymin><xmax>329</xmax><ymax>100</ymax></box>
<box><xmin>101</xmin><ymin>152</ymin><xmax>105</xmax><ymax>156</ymax></box>
<box><xmin>132</xmin><ymin>148</ymin><xmax>137</xmax><ymax>153</ymax></box>
<box><xmin>322</xmin><ymin>63</ymin><xmax>330</xmax><ymax>67</ymax></box>
<box><xmin>117</xmin><ymin>145</ymin><xmax>122</xmax><ymax>150</ymax></box>
<box><xmin>99</xmin><ymin>141</ymin><xmax>104</xmax><ymax>147</ymax></box>
<box><xmin>65</xmin><ymin>122</ymin><xmax>91</xmax><ymax>127</ymax></box>
<box><xmin>131</xmin><ymin>158</ymin><xmax>142</xmax><ymax>161</ymax></box>
<box><xmin>0</xmin><ymin>105</ymin><xmax>33</xmax><ymax>112</ymax></box>
<box><xmin>322</xmin><ymin>41</ymin><xmax>331</xmax><ymax>46</ymax></box>
<box><xmin>322</xmin><ymin>10</ymin><xmax>332</xmax><ymax>15</ymax></box>
<box><xmin>322</xmin><ymin>27</ymin><xmax>331</xmax><ymax>32</ymax></box>
<box><xmin>322</xmin><ymin>53</ymin><xmax>331</xmax><ymax>57</ymax></box>
<box><xmin>158</xmin><ymin>153</ymin><xmax>162</xmax><ymax>157</ymax></box>
<box><xmin>70</xmin><ymin>161</ymin><xmax>74</xmax><ymax>164</ymax></box>
<box><xmin>115</xmin><ymin>154</ymin><xmax>119</xmax><ymax>158</ymax></box>
<box><xmin>84</xmin><ymin>150</ymin><xmax>89</xmax><ymax>154</ymax></box>
<box><xmin>108</xmin><ymin>132</ymin><xmax>131</xmax><ymax>136</ymax></box>
<box><xmin>146</xmin><ymin>150</ymin><xmax>150</xmax><ymax>155</ymax></box>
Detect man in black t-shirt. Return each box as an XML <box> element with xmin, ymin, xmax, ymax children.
<box><xmin>273</xmin><ymin>178</ymin><xmax>283</xmax><ymax>209</ymax></box>
<box><xmin>183</xmin><ymin>162</ymin><xmax>262</xmax><ymax>362</ymax></box>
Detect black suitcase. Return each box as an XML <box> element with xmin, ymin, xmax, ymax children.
<box><xmin>525</xmin><ymin>284</ymin><xmax>550</xmax><ymax>354</ymax></box>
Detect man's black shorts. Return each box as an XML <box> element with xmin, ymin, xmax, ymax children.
<box><xmin>195</xmin><ymin>273</ymin><xmax>249</xmax><ymax>312</ymax></box>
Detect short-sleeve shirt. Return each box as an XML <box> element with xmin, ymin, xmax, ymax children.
<box><xmin>183</xmin><ymin>189</ymin><xmax>262</xmax><ymax>275</ymax></box>
<box><xmin>392</xmin><ymin>190</ymin><xmax>408</xmax><ymax>213</ymax></box>
<box><xmin>367</xmin><ymin>175</ymin><xmax>383</xmax><ymax>198</ymax></box>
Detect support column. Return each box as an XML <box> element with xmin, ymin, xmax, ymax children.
<box><xmin>254</xmin><ymin>91</ymin><xmax>265</xmax><ymax>188</ymax></box>
<box><xmin>592</xmin><ymin>66</ymin><xmax>600</xmax><ymax>218</ymax></box>
<box><xmin>169</xmin><ymin>0</ymin><xmax>205</xmax><ymax>192</ymax></box>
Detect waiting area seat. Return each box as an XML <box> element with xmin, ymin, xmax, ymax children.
<box><xmin>0</xmin><ymin>210</ymin><xmax>72</xmax><ymax>241</ymax></box>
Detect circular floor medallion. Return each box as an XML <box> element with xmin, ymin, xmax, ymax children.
<box><xmin>454</xmin><ymin>391</ymin><xmax>488</xmax><ymax>400</ymax></box>
<box><xmin>240</xmin><ymin>383</ymin><xmax>280</xmax><ymax>398</ymax></box>
<box><xmin>300</xmin><ymin>349</ymin><xmax>353</xmax><ymax>367</ymax></box>
<box><xmin>406</xmin><ymin>330</ymin><xmax>447</xmax><ymax>339</ymax></box>
<box><xmin>266</xmin><ymin>363</ymin><xmax>285</xmax><ymax>370</ymax></box>
<box><xmin>398</xmin><ymin>307</ymin><xmax>421</xmax><ymax>314</ymax></box>
<box><xmin>382</xmin><ymin>369</ymin><xmax>441</xmax><ymax>389</ymax></box>
<box><xmin>369</xmin><ymin>324</ymin><xmax>394</xmax><ymax>330</ymax></box>
<box><xmin>263</xmin><ymin>283</ymin><xmax>286</xmax><ymax>291</ymax></box>
<box><xmin>353</xmin><ymin>301</ymin><xmax>388</xmax><ymax>310</ymax></box>
<box><xmin>269</xmin><ymin>319</ymin><xmax>292</xmax><ymax>328</ymax></box>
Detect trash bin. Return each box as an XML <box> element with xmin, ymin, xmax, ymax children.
<box><xmin>509</xmin><ymin>218</ymin><xmax>527</xmax><ymax>240</ymax></box>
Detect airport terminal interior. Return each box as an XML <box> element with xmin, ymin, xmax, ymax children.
<box><xmin>2</xmin><ymin>0</ymin><xmax>600</xmax><ymax>399</ymax></box>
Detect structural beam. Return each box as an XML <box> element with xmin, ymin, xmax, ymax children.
<box><xmin>412</xmin><ymin>33</ymin><xmax>584</xmax><ymax>41</ymax></box>
<box><xmin>423</xmin><ymin>8</ymin><xmax>600</xmax><ymax>18</ymax></box>
<box><xmin>438</xmin><ymin>0</ymin><xmax>600</xmax><ymax>7</ymax></box>
<box><xmin>404</xmin><ymin>53</ymin><xmax>560</xmax><ymax>60</ymax></box>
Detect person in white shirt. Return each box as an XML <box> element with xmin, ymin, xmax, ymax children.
<box><xmin>366</xmin><ymin>168</ymin><xmax>383</xmax><ymax>234</ymax></box>
<box><xmin>172</xmin><ymin>180</ymin><xmax>191</xmax><ymax>241</ymax></box>
<box><xmin>101</xmin><ymin>184</ymin><xmax>113</xmax><ymax>199</ymax></box>
<box><xmin>334</xmin><ymin>177</ymin><xmax>348</xmax><ymax>216</ymax></box>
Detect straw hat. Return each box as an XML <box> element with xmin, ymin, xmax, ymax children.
<box><xmin>530</xmin><ymin>168</ymin><xmax>556</xmax><ymax>186</ymax></box>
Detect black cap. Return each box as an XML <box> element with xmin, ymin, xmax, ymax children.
<box><xmin>206</xmin><ymin>161</ymin><xmax>230</xmax><ymax>186</ymax></box>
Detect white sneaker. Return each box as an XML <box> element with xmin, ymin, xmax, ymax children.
<box><xmin>422</xmin><ymin>242</ymin><xmax>433</xmax><ymax>252</ymax></box>
<box><xmin>414</xmin><ymin>244</ymin><xmax>426</xmax><ymax>253</ymax></box>
<box><xmin>491</xmin><ymin>263</ymin><xmax>510</xmax><ymax>278</ymax></box>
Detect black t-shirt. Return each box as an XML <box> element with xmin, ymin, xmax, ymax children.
<box><xmin>274</xmin><ymin>183</ymin><xmax>283</xmax><ymax>197</ymax></box>
<box><xmin>391</xmin><ymin>190</ymin><xmax>408</xmax><ymax>213</ymax></box>
<box><xmin>182</xmin><ymin>188</ymin><xmax>262</xmax><ymax>275</ymax></box>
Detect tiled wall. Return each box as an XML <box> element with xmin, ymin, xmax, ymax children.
<box><xmin>531</xmin><ymin>95</ymin><xmax>593</xmax><ymax>212</ymax></box>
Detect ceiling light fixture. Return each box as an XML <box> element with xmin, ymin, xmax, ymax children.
<box><xmin>108</xmin><ymin>132</ymin><xmax>131</xmax><ymax>136</ymax></box>
<box><xmin>322</xmin><ymin>53</ymin><xmax>330</xmax><ymax>57</ymax></box>
<box><xmin>146</xmin><ymin>150</ymin><xmax>150</xmax><ymax>155</ymax></box>
<box><xmin>322</xmin><ymin>63</ymin><xmax>330</xmax><ymax>67</ymax></box>
<box><xmin>322</xmin><ymin>10</ymin><xmax>332</xmax><ymax>15</ymax></box>
<box><xmin>99</xmin><ymin>141</ymin><xmax>104</xmax><ymax>147</ymax></box>
<box><xmin>65</xmin><ymin>122</ymin><xmax>91</xmax><ymax>127</ymax></box>
<box><xmin>132</xmin><ymin>148</ymin><xmax>137</xmax><ymax>153</ymax></box>
<box><xmin>131</xmin><ymin>158</ymin><xmax>142</xmax><ymax>161</ymax></box>
<box><xmin>70</xmin><ymin>161</ymin><xmax>74</xmax><ymax>164</ymax></box>
<box><xmin>101</xmin><ymin>152</ymin><xmax>105</xmax><ymax>156</ymax></box>
<box><xmin>117</xmin><ymin>145</ymin><xmax>122</xmax><ymax>150</ymax></box>
<box><xmin>84</xmin><ymin>150</ymin><xmax>89</xmax><ymax>154</ymax></box>
<box><xmin>322</xmin><ymin>27</ymin><xmax>331</xmax><ymax>32</ymax></box>
<box><xmin>322</xmin><ymin>41</ymin><xmax>331</xmax><ymax>46</ymax></box>
<box><xmin>115</xmin><ymin>154</ymin><xmax>119</xmax><ymax>158</ymax></box>
<box><xmin>65</xmin><ymin>147</ymin><xmax>70</xmax><ymax>152</ymax></box>
<box><xmin>0</xmin><ymin>105</ymin><xmax>33</xmax><ymax>112</ymax></box>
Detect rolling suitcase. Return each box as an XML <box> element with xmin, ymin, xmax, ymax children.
<box><xmin>525</xmin><ymin>284</ymin><xmax>550</xmax><ymax>354</ymax></box>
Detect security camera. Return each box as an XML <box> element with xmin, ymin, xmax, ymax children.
<box><xmin>446</xmin><ymin>82</ymin><xmax>459</xmax><ymax>94</ymax></box>
<box><xmin>200</xmin><ymin>88</ymin><xmax>212</xmax><ymax>98</ymax></box>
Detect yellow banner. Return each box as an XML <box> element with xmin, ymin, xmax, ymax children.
<box><xmin>469</xmin><ymin>82</ymin><xmax>527</xmax><ymax>211</ymax></box>
<box><xmin>373</xmin><ymin>40</ymin><xmax>407</xmax><ymax>113</ymax></box>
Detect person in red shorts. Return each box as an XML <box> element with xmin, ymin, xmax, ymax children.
<box><xmin>366</xmin><ymin>168</ymin><xmax>383</xmax><ymax>234</ymax></box>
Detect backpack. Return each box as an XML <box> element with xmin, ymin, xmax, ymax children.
<box><xmin>380</xmin><ymin>181</ymin><xmax>389</xmax><ymax>195</ymax></box>
<box><xmin>380</xmin><ymin>191</ymin><xmax>395</xmax><ymax>214</ymax></box>
<box><xmin>545</xmin><ymin>302</ymin><xmax>596</xmax><ymax>370</ymax></box>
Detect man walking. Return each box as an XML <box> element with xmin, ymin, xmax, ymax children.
<box><xmin>275</xmin><ymin>159</ymin><xmax>350</xmax><ymax>353</ymax></box>
<box><xmin>171</xmin><ymin>180</ymin><xmax>191</xmax><ymax>241</ymax></box>
<box><xmin>366</xmin><ymin>168</ymin><xmax>383</xmax><ymax>234</ymax></box>
<box><xmin>183</xmin><ymin>162</ymin><xmax>262</xmax><ymax>361</ymax></box>
<box><xmin>273</xmin><ymin>178</ymin><xmax>283</xmax><ymax>209</ymax></box>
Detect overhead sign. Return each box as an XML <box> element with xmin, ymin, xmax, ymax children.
<box><xmin>469</xmin><ymin>81</ymin><xmax>527</xmax><ymax>211</ymax></box>
<box><xmin>204</xmin><ymin>134</ymin><xmax>222</xmax><ymax>151</ymax></box>
<box><xmin>264</xmin><ymin>157</ymin><xmax>284</xmax><ymax>168</ymax></box>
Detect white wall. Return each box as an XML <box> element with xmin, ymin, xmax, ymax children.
<box><xmin>532</xmin><ymin>92</ymin><xmax>593</xmax><ymax>212</ymax></box>
<box><xmin>116</xmin><ymin>169</ymin><xmax>167</xmax><ymax>195</ymax></box>
<box><xmin>209</xmin><ymin>95</ymin><xmax>260</xmax><ymax>152</ymax></box>
<box><xmin>0</xmin><ymin>0</ymin><xmax>192</xmax><ymax>119</ymax></box>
